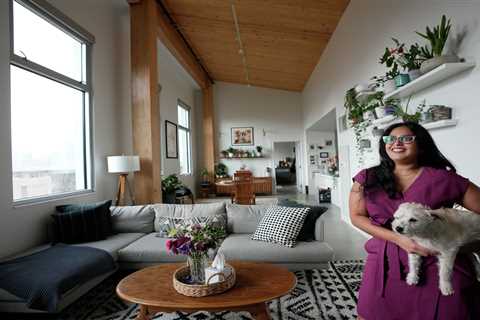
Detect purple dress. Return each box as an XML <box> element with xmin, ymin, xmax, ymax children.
<box><xmin>354</xmin><ymin>166</ymin><xmax>480</xmax><ymax>320</ymax></box>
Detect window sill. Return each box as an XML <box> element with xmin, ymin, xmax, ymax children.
<box><xmin>13</xmin><ymin>189</ymin><xmax>96</xmax><ymax>208</ymax></box>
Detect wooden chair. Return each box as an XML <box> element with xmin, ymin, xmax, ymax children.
<box><xmin>231</xmin><ymin>171</ymin><xmax>255</xmax><ymax>205</ymax></box>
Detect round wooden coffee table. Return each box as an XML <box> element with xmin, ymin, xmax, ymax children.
<box><xmin>116</xmin><ymin>261</ymin><xmax>296</xmax><ymax>320</ymax></box>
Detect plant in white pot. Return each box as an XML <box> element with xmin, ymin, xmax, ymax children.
<box><xmin>416</xmin><ymin>15</ymin><xmax>458</xmax><ymax>74</ymax></box>
<box><xmin>379</xmin><ymin>48</ymin><xmax>400</xmax><ymax>93</ymax></box>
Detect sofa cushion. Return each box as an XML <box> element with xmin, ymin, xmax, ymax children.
<box><xmin>117</xmin><ymin>233</ymin><xmax>186</xmax><ymax>263</ymax></box>
<box><xmin>151</xmin><ymin>203</ymin><xmax>226</xmax><ymax>232</ymax></box>
<box><xmin>277</xmin><ymin>200</ymin><xmax>329</xmax><ymax>242</ymax></box>
<box><xmin>110</xmin><ymin>205</ymin><xmax>155</xmax><ymax>233</ymax></box>
<box><xmin>226</xmin><ymin>204</ymin><xmax>271</xmax><ymax>234</ymax></box>
<box><xmin>218</xmin><ymin>234</ymin><xmax>334</xmax><ymax>263</ymax></box>
<box><xmin>251</xmin><ymin>206</ymin><xmax>310</xmax><ymax>247</ymax></box>
<box><xmin>74</xmin><ymin>233</ymin><xmax>145</xmax><ymax>261</ymax></box>
<box><xmin>53</xmin><ymin>200</ymin><xmax>112</xmax><ymax>243</ymax></box>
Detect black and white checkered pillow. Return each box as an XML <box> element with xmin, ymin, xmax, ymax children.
<box><xmin>251</xmin><ymin>206</ymin><xmax>310</xmax><ymax>247</ymax></box>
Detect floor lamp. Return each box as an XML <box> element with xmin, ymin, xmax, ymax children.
<box><xmin>107</xmin><ymin>155</ymin><xmax>140</xmax><ymax>206</ymax></box>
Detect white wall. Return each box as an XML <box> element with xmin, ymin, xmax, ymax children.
<box><xmin>157</xmin><ymin>40</ymin><xmax>200</xmax><ymax>193</ymax></box>
<box><xmin>0</xmin><ymin>0</ymin><xmax>130</xmax><ymax>258</ymax></box>
<box><xmin>214</xmin><ymin>82</ymin><xmax>303</xmax><ymax>179</ymax></box>
<box><xmin>302</xmin><ymin>0</ymin><xmax>480</xmax><ymax>221</ymax></box>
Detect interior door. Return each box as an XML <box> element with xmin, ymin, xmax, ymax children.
<box><xmin>295</xmin><ymin>141</ymin><xmax>303</xmax><ymax>193</ymax></box>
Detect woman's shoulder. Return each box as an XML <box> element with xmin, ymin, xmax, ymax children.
<box><xmin>352</xmin><ymin>167</ymin><xmax>376</xmax><ymax>186</ymax></box>
<box><xmin>423</xmin><ymin>166</ymin><xmax>469</xmax><ymax>184</ymax></box>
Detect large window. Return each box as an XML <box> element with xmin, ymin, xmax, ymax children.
<box><xmin>10</xmin><ymin>0</ymin><xmax>94</xmax><ymax>203</ymax></box>
<box><xmin>177</xmin><ymin>101</ymin><xmax>192</xmax><ymax>175</ymax></box>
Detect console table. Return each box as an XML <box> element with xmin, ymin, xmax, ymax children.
<box><xmin>215</xmin><ymin>177</ymin><xmax>273</xmax><ymax>195</ymax></box>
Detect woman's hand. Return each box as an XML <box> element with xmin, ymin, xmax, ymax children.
<box><xmin>394</xmin><ymin>234</ymin><xmax>437</xmax><ymax>256</ymax></box>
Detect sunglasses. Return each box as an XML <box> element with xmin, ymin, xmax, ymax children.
<box><xmin>382</xmin><ymin>135</ymin><xmax>416</xmax><ymax>144</ymax></box>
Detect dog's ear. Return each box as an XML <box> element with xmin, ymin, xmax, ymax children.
<box><xmin>427</xmin><ymin>210</ymin><xmax>443</xmax><ymax>220</ymax></box>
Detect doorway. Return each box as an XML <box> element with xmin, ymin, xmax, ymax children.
<box><xmin>272</xmin><ymin>141</ymin><xmax>298</xmax><ymax>194</ymax></box>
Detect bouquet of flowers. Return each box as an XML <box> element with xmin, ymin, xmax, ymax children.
<box><xmin>166</xmin><ymin>221</ymin><xmax>226</xmax><ymax>283</ymax></box>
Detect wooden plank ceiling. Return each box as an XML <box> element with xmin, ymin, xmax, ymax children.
<box><xmin>160</xmin><ymin>0</ymin><xmax>349</xmax><ymax>92</ymax></box>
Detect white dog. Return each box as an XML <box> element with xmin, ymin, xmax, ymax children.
<box><xmin>392</xmin><ymin>202</ymin><xmax>480</xmax><ymax>295</ymax></box>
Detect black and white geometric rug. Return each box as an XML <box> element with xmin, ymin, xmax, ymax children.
<box><xmin>57</xmin><ymin>260</ymin><xmax>363</xmax><ymax>320</ymax></box>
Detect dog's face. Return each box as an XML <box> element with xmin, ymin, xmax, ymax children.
<box><xmin>392</xmin><ymin>203</ymin><xmax>437</xmax><ymax>237</ymax></box>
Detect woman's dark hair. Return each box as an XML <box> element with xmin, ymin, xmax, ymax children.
<box><xmin>365</xmin><ymin>121</ymin><xmax>455</xmax><ymax>198</ymax></box>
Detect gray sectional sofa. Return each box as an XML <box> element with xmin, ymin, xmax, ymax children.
<box><xmin>0</xmin><ymin>202</ymin><xmax>334</xmax><ymax>313</ymax></box>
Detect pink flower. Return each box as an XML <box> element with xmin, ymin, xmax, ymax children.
<box><xmin>166</xmin><ymin>239</ymin><xmax>173</xmax><ymax>251</ymax></box>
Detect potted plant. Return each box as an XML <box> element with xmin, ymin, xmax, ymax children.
<box><xmin>162</xmin><ymin>174</ymin><xmax>183</xmax><ymax>204</ymax></box>
<box><xmin>199</xmin><ymin>168</ymin><xmax>209</xmax><ymax>185</ymax></box>
<box><xmin>215</xmin><ymin>163</ymin><xmax>228</xmax><ymax>178</ymax></box>
<box><xmin>256</xmin><ymin>145</ymin><xmax>263</xmax><ymax>157</ymax></box>
<box><xmin>402</xmin><ymin>43</ymin><xmax>423</xmax><ymax>80</ymax></box>
<box><xmin>392</xmin><ymin>97</ymin><xmax>427</xmax><ymax>123</ymax></box>
<box><xmin>344</xmin><ymin>88</ymin><xmax>364</xmax><ymax>124</ymax></box>
<box><xmin>416</xmin><ymin>15</ymin><xmax>458</xmax><ymax>74</ymax></box>
<box><xmin>220</xmin><ymin>150</ymin><xmax>229</xmax><ymax>158</ymax></box>
<box><xmin>226</xmin><ymin>147</ymin><xmax>236</xmax><ymax>158</ymax></box>
<box><xmin>380</xmin><ymin>42</ymin><xmax>402</xmax><ymax>92</ymax></box>
<box><xmin>381</xmin><ymin>38</ymin><xmax>411</xmax><ymax>88</ymax></box>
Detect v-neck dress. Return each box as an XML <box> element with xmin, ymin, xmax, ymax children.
<box><xmin>353</xmin><ymin>166</ymin><xmax>480</xmax><ymax>320</ymax></box>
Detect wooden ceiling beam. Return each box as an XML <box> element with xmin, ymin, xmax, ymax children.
<box><xmin>155</xmin><ymin>1</ymin><xmax>212</xmax><ymax>89</ymax></box>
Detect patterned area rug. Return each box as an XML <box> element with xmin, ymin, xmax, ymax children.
<box><xmin>57</xmin><ymin>260</ymin><xmax>363</xmax><ymax>320</ymax></box>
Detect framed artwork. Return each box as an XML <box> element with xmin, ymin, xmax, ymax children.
<box><xmin>325</xmin><ymin>140</ymin><xmax>333</xmax><ymax>146</ymax></box>
<box><xmin>319</xmin><ymin>152</ymin><xmax>329</xmax><ymax>158</ymax></box>
<box><xmin>165</xmin><ymin>120</ymin><xmax>178</xmax><ymax>159</ymax></box>
<box><xmin>231</xmin><ymin>127</ymin><xmax>254</xmax><ymax>145</ymax></box>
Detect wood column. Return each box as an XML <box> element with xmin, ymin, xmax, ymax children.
<box><xmin>202</xmin><ymin>84</ymin><xmax>216</xmax><ymax>178</ymax></box>
<box><xmin>129</xmin><ymin>0</ymin><xmax>162</xmax><ymax>204</ymax></box>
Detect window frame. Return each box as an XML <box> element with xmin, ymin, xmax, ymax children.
<box><xmin>177</xmin><ymin>99</ymin><xmax>192</xmax><ymax>176</ymax></box>
<box><xmin>9</xmin><ymin>0</ymin><xmax>96</xmax><ymax>205</ymax></box>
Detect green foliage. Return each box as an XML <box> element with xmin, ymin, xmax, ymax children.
<box><xmin>416</xmin><ymin>15</ymin><xmax>452</xmax><ymax>57</ymax></box>
<box><xmin>256</xmin><ymin>145</ymin><xmax>263</xmax><ymax>153</ymax></box>
<box><xmin>392</xmin><ymin>97</ymin><xmax>427</xmax><ymax>123</ymax></box>
<box><xmin>162</xmin><ymin>174</ymin><xmax>183</xmax><ymax>193</ymax></box>
<box><xmin>215</xmin><ymin>163</ymin><xmax>228</xmax><ymax>177</ymax></box>
<box><xmin>400</xmin><ymin>44</ymin><xmax>423</xmax><ymax>70</ymax></box>
<box><xmin>199</xmin><ymin>168</ymin><xmax>209</xmax><ymax>177</ymax></box>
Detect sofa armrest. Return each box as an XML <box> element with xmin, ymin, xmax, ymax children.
<box><xmin>314</xmin><ymin>218</ymin><xmax>325</xmax><ymax>242</ymax></box>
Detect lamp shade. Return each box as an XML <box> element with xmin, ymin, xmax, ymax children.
<box><xmin>107</xmin><ymin>155</ymin><xmax>140</xmax><ymax>173</ymax></box>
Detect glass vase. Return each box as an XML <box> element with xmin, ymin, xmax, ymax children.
<box><xmin>187</xmin><ymin>253</ymin><xmax>207</xmax><ymax>284</ymax></box>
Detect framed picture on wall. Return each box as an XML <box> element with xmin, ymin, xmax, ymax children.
<box><xmin>231</xmin><ymin>127</ymin><xmax>254</xmax><ymax>145</ymax></box>
<box><xmin>319</xmin><ymin>152</ymin><xmax>329</xmax><ymax>158</ymax></box>
<box><xmin>165</xmin><ymin>120</ymin><xmax>178</xmax><ymax>159</ymax></box>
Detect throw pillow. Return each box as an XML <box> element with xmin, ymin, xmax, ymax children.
<box><xmin>53</xmin><ymin>200</ymin><xmax>112</xmax><ymax>244</ymax></box>
<box><xmin>278</xmin><ymin>200</ymin><xmax>328</xmax><ymax>242</ymax></box>
<box><xmin>251</xmin><ymin>206</ymin><xmax>310</xmax><ymax>247</ymax></box>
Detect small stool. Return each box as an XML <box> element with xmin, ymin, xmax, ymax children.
<box><xmin>200</xmin><ymin>183</ymin><xmax>211</xmax><ymax>198</ymax></box>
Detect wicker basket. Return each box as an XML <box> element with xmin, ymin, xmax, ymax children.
<box><xmin>173</xmin><ymin>264</ymin><xmax>236</xmax><ymax>297</ymax></box>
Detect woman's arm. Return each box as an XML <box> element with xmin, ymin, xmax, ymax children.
<box><xmin>461</xmin><ymin>182</ymin><xmax>480</xmax><ymax>214</ymax></box>
<box><xmin>349</xmin><ymin>182</ymin><xmax>435</xmax><ymax>256</ymax></box>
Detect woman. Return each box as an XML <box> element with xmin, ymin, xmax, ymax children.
<box><xmin>350</xmin><ymin>122</ymin><xmax>480</xmax><ymax>320</ymax></box>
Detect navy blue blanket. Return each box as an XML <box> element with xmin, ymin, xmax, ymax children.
<box><xmin>0</xmin><ymin>244</ymin><xmax>116</xmax><ymax>312</ymax></box>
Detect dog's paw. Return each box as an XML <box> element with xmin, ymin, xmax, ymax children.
<box><xmin>439</xmin><ymin>282</ymin><xmax>454</xmax><ymax>296</ymax></box>
<box><xmin>406</xmin><ymin>273</ymin><xmax>419</xmax><ymax>286</ymax></box>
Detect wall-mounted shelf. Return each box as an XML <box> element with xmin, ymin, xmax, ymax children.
<box><xmin>374</xmin><ymin>117</ymin><xmax>458</xmax><ymax>130</ymax></box>
<box><xmin>356</xmin><ymin>90</ymin><xmax>376</xmax><ymax>102</ymax></box>
<box><xmin>219</xmin><ymin>156</ymin><xmax>266</xmax><ymax>160</ymax></box>
<box><xmin>384</xmin><ymin>62</ymin><xmax>476</xmax><ymax>100</ymax></box>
